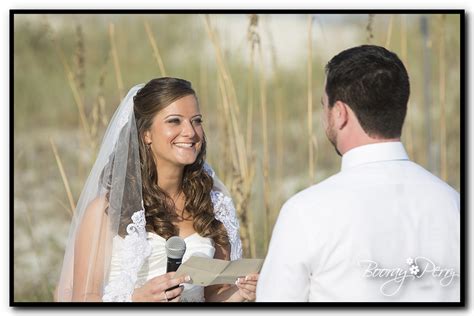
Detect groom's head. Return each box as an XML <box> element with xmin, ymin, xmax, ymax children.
<box><xmin>322</xmin><ymin>45</ymin><xmax>410</xmax><ymax>156</ymax></box>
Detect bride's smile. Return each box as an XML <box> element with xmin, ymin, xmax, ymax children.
<box><xmin>173</xmin><ymin>142</ymin><xmax>196</xmax><ymax>148</ymax></box>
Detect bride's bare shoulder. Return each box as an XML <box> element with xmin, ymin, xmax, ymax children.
<box><xmin>82</xmin><ymin>196</ymin><xmax>110</xmax><ymax>220</ymax></box>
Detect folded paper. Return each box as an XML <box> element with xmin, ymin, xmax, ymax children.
<box><xmin>175</xmin><ymin>256</ymin><xmax>264</xmax><ymax>286</ymax></box>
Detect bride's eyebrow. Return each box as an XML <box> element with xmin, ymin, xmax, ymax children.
<box><xmin>164</xmin><ymin>114</ymin><xmax>202</xmax><ymax>119</ymax></box>
<box><xmin>164</xmin><ymin>114</ymin><xmax>183</xmax><ymax>119</ymax></box>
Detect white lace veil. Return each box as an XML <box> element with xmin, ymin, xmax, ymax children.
<box><xmin>56</xmin><ymin>83</ymin><xmax>241</xmax><ymax>302</ymax></box>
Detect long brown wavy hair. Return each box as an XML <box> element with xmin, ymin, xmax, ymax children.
<box><xmin>132</xmin><ymin>77</ymin><xmax>229</xmax><ymax>249</ymax></box>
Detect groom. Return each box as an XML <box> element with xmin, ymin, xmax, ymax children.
<box><xmin>256</xmin><ymin>45</ymin><xmax>460</xmax><ymax>302</ymax></box>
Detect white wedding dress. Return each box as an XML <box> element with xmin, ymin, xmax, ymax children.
<box><xmin>104</xmin><ymin>190</ymin><xmax>242</xmax><ymax>302</ymax></box>
<box><xmin>108</xmin><ymin>232</ymin><xmax>215</xmax><ymax>302</ymax></box>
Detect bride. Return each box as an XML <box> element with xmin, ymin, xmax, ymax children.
<box><xmin>56</xmin><ymin>77</ymin><xmax>258</xmax><ymax>302</ymax></box>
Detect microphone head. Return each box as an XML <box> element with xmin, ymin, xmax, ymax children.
<box><xmin>165</xmin><ymin>236</ymin><xmax>186</xmax><ymax>259</ymax></box>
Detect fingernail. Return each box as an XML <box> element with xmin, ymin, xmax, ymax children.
<box><xmin>245</xmin><ymin>276</ymin><xmax>249</xmax><ymax>281</ymax></box>
<box><xmin>235</xmin><ymin>279</ymin><xmax>239</xmax><ymax>285</ymax></box>
<box><xmin>185</xmin><ymin>275</ymin><xmax>191</xmax><ymax>282</ymax></box>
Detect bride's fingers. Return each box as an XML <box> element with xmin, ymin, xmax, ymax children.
<box><xmin>236</xmin><ymin>278</ymin><xmax>257</xmax><ymax>287</ymax></box>
<box><xmin>154</xmin><ymin>275</ymin><xmax>190</xmax><ymax>293</ymax></box>
<box><xmin>152</xmin><ymin>287</ymin><xmax>182</xmax><ymax>303</ymax></box>
<box><xmin>152</xmin><ymin>292</ymin><xmax>167</xmax><ymax>302</ymax></box>
<box><xmin>164</xmin><ymin>285</ymin><xmax>184</xmax><ymax>301</ymax></box>
<box><xmin>244</xmin><ymin>273</ymin><xmax>259</xmax><ymax>281</ymax></box>
<box><xmin>238</xmin><ymin>288</ymin><xmax>255</xmax><ymax>300</ymax></box>
<box><xmin>236</xmin><ymin>282</ymin><xmax>256</xmax><ymax>293</ymax></box>
<box><xmin>236</xmin><ymin>274</ymin><xmax>259</xmax><ymax>284</ymax></box>
<box><xmin>239</xmin><ymin>280</ymin><xmax>257</xmax><ymax>287</ymax></box>
<box><xmin>236</xmin><ymin>279</ymin><xmax>256</xmax><ymax>291</ymax></box>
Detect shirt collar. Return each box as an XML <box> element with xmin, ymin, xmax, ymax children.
<box><xmin>341</xmin><ymin>141</ymin><xmax>409</xmax><ymax>171</ymax></box>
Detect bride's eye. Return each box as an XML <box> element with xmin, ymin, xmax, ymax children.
<box><xmin>192</xmin><ymin>118</ymin><xmax>203</xmax><ymax>125</ymax></box>
<box><xmin>166</xmin><ymin>118</ymin><xmax>181</xmax><ymax>124</ymax></box>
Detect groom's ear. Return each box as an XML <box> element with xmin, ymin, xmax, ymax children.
<box><xmin>333</xmin><ymin>101</ymin><xmax>349</xmax><ymax>130</ymax></box>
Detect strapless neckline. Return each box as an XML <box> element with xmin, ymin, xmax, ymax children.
<box><xmin>146</xmin><ymin>232</ymin><xmax>201</xmax><ymax>241</ymax></box>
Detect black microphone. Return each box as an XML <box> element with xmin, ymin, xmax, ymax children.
<box><xmin>165</xmin><ymin>236</ymin><xmax>186</xmax><ymax>293</ymax></box>
<box><xmin>166</xmin><ymin>236</ymin><xmax>186</xmax><ymax>272</ymax></box>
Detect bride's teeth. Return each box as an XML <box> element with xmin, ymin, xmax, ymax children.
<box><xmin>175</xmin><ymin>143</ymin><xmax>194</xmax><ymax>148</ymax></box>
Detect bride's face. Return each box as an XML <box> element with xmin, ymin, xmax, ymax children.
<box><xmin>145</xmin><ymin>94</ymin><xmax>204</xmax><ymax>168</ymax></box>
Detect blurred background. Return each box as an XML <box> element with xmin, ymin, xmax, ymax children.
<box><xmin>13</xmin><ymin>13</ymin><xmax>461</xmax><ymax>301</ymax></box>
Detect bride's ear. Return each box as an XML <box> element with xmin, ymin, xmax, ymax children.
<box><xmin>143</xmin><ymin>130</ymin><xmax>152</xmax><ymax>145</ymax></box>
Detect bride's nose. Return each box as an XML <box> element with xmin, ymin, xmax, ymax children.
<box><xmin>181</xmin><ymin>120</ymin><xmax>197</xmax><ymax>138</ymax></box>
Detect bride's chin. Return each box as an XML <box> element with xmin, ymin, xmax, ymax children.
<box><xmin>175</xmin><ymin>156</ymin><xmax>198</xmax><ymax>166</ymax></box>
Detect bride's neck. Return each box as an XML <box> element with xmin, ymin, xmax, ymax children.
<box><xmin>156</xmin><ymin>164</ymin><xmax>184</xmax><ymax>198</ymax></box>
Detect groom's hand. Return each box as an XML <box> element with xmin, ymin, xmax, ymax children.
<box><xmin>235</xmin><ymin>273</ymin><xmax>259</xmax><ymax>301</ymax></box>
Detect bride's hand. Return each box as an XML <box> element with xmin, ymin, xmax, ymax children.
<box><xmin>235</xmin><ymin>273</ymin><xmax>259</xmax><ymax>301</ymax></box>
<box><xmin>132</xmin><ymin>272</ymin><xmax>191</xmax><ymax>302</ymax></box>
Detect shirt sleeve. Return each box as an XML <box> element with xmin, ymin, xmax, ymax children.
<box><xmin>256</xmin><ymin>199</ymin><xmax>311</xmax><ymax>302</ymax></box>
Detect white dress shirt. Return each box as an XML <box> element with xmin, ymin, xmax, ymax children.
<box><xmin>257</xmin><ymin>142</ymin><xmax>460</xmax><ymax>302</ymax></box>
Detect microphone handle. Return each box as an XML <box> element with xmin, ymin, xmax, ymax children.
<box><xmin>166</xmin><ymin>257</ymin><xmax>182</xmax><ymax>273</ymax></box>
<box><xmin>166</xmin><ymin>257</ymin><xmax>183</xmax><ymax>292</ymax></box>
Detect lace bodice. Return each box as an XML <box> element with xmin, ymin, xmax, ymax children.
<box><xmin>102</xmin><ymin>209</ymin><xmax>151</xmax><ymax>302</ymax></box>
<box><xmin>102</xmin><ymin>189</ymin><xmax>242</xmax><ymax>302</ymax></box>
<box><xmin>211</xmin><ymin>190</ymin><xmax>242</xmax><ymax>261</ymax></box>
<box><xmin>204</xmin><ymin>162</ymin><xmax>243</xmax><ymax>260</ymax></box>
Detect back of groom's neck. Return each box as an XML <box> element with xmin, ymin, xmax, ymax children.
<box><xmin>339</xmin><ymin>136</ymin><xmax>401</xmax><ymax>156</ymax></box>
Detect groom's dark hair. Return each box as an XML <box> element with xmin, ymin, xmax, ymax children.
<box><xmin>325</xmin><ymin>45</ymin><xmax>410</xmax><ymax>138</ymax></box>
